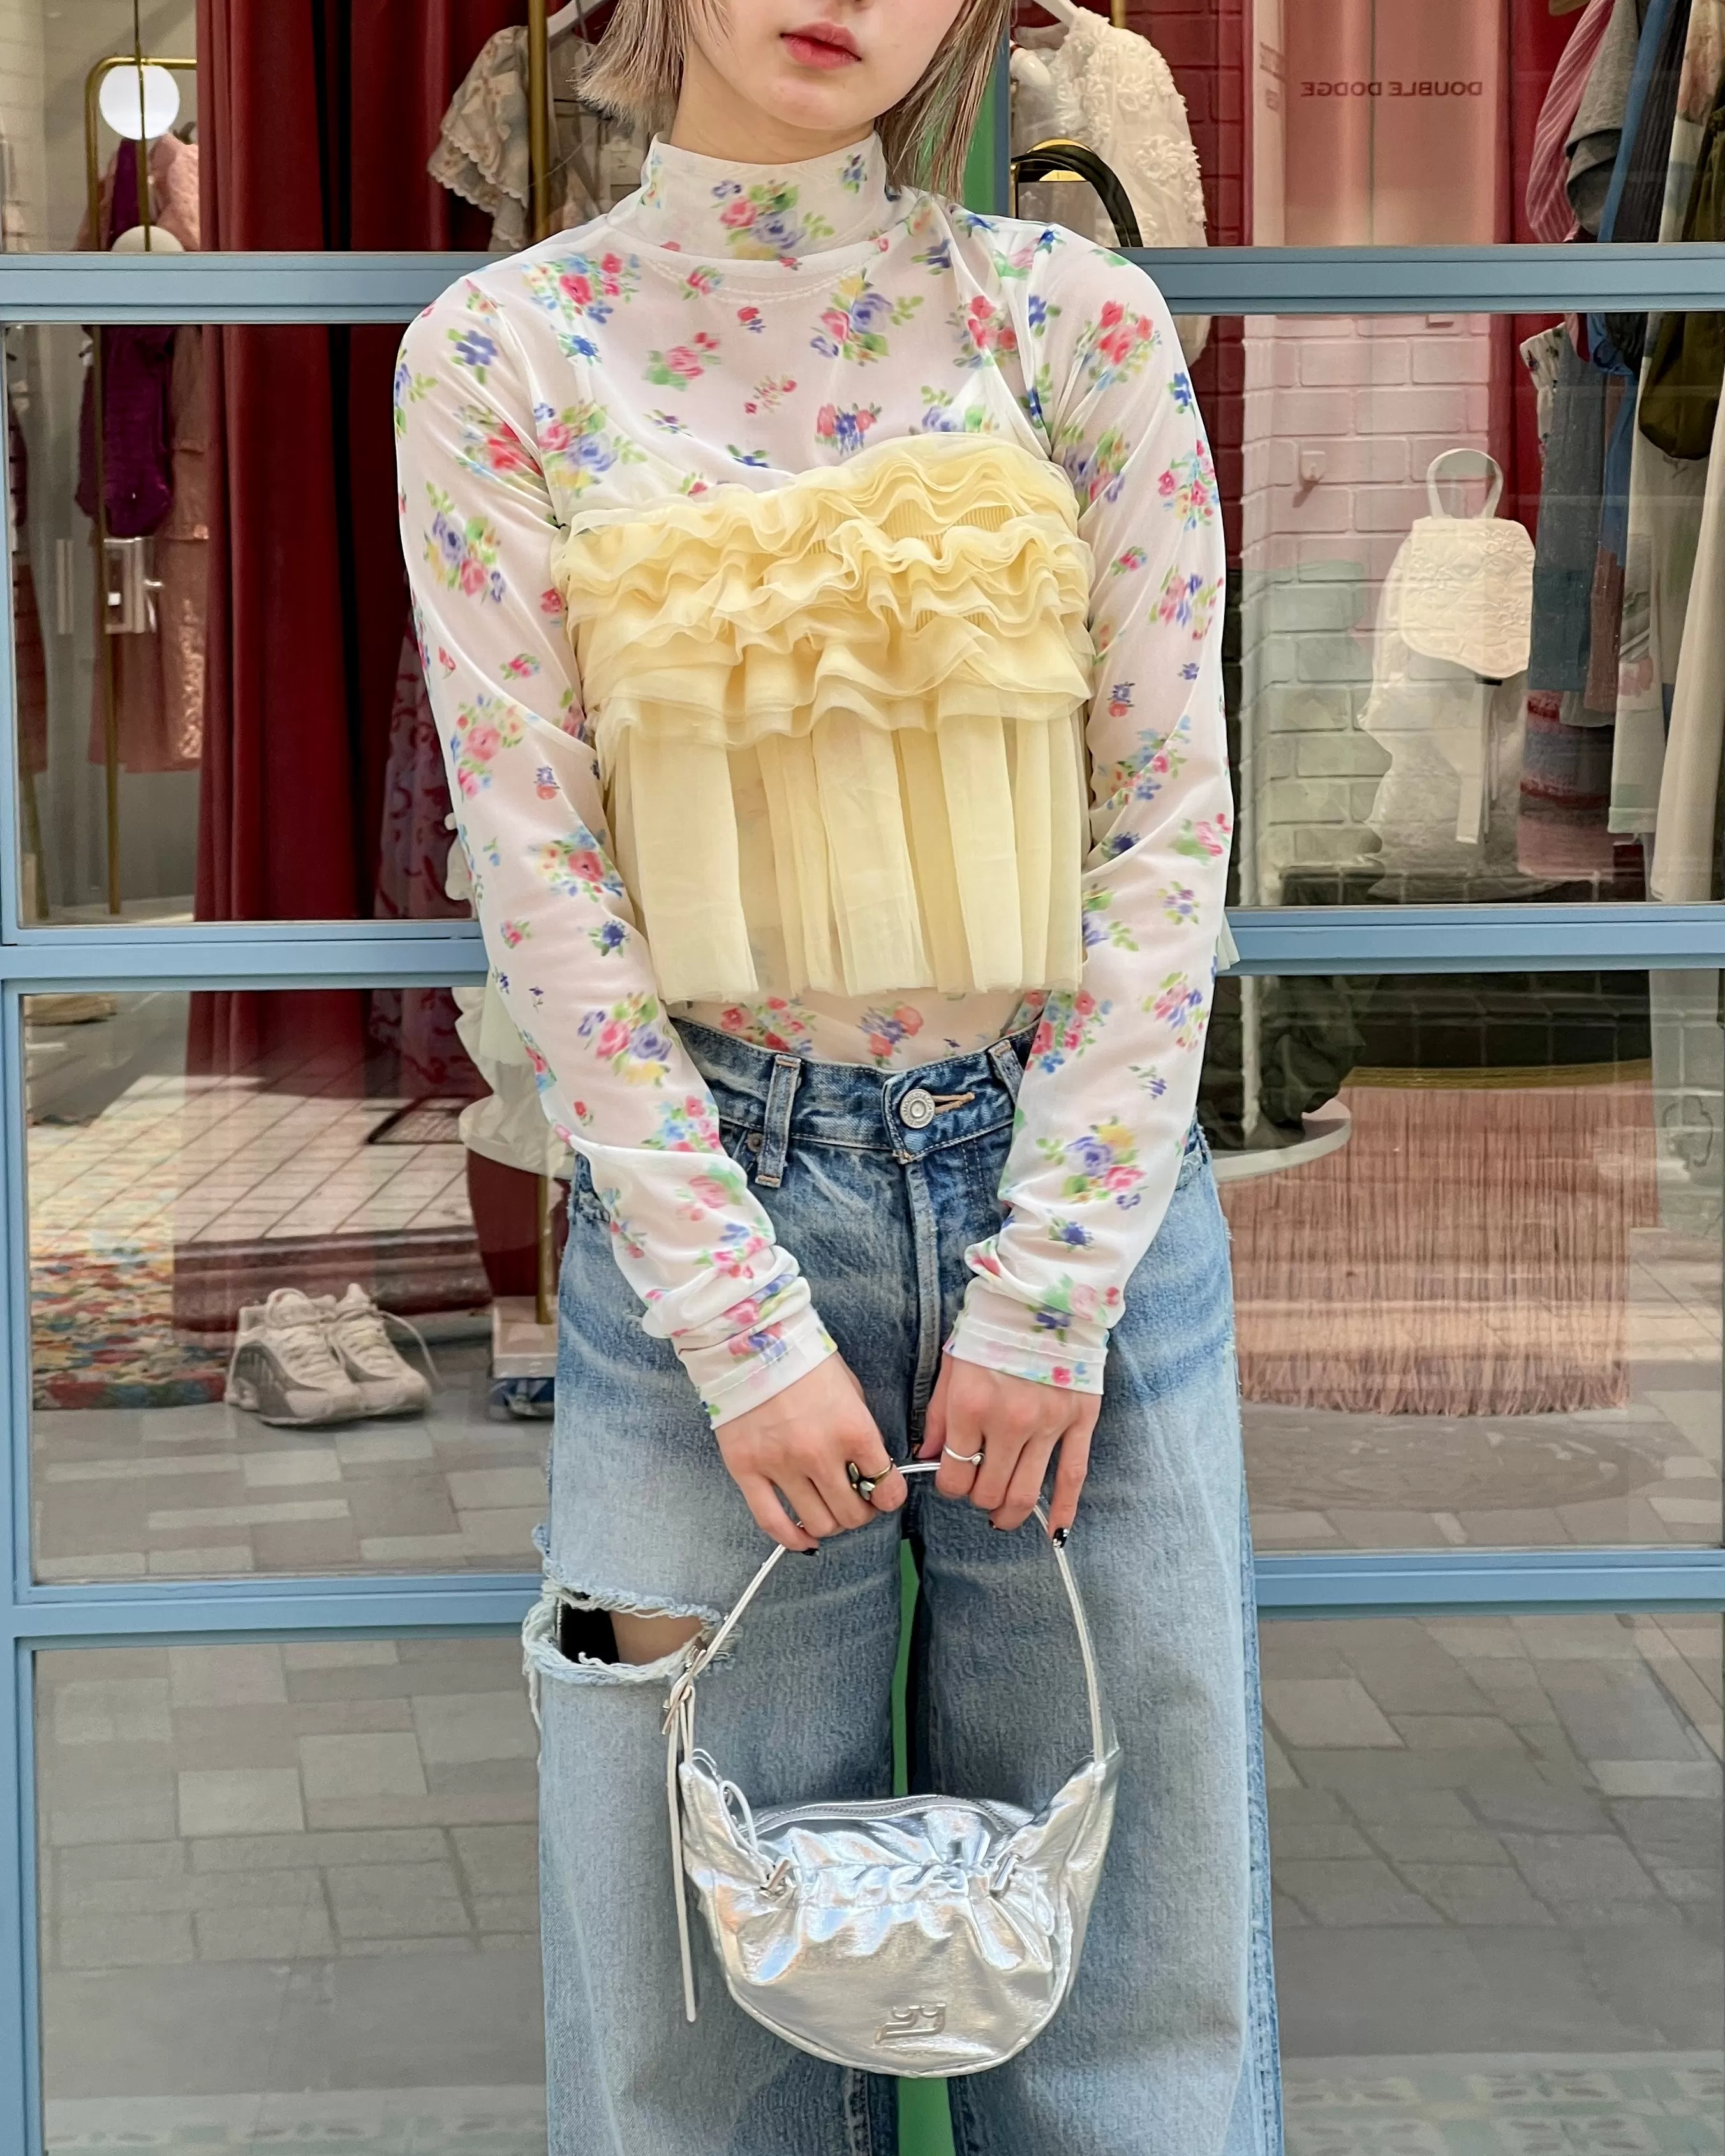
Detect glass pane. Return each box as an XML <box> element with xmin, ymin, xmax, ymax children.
<box><xmin>1014</xmin><ymin>1</ymin><xmax>1706</xmax><ymax>253</ymax></box>
<box><xmin>22</xmin><ymin>302</ymin><xmax>1725</xmax><ymax>922</ymax></box>
<box><xmin>1217</xmin><ymin>312</ymin><xmax>1725</xmax><ymax>908</ymax></box>
<box><xmin>1269</xmin><ymin>1613</ymin><xmax>1724</xmax><ymax>2142</ymax></box>
<box><xmin>1216</xmin><ymin>971</ymin><xmax>1723</xmax><ymax>1551</ymax></box>
<box><xmin>36</xmin><ymin>1637</ymin><xmax>545</xmax><ymax>2146</ymax></box>
<box><xmin>27</xmin><ymin>987</ymin><xmax>558</xmax><ymax>1584</ymax></box>
<box><xmin>6</xmin><ymin>7</ymin><xmax>637</xmax><ymax>256</ymax></box>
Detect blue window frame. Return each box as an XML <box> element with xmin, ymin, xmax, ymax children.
<box><xmin>0</xmin><ymin>223</ymin><xmax>1721</xmax><ymax>2150</ymax></box>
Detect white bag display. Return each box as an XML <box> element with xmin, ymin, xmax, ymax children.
<box><xmin>1360</xmin><ymin>450</ymin><xmax>1535</xmax><ymax>872</ymax></box>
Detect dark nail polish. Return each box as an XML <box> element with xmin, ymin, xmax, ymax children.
<box><xmin>1052</xmin><ymin>1527</ymin><xmax>1070</xmax><ymax>1549</ymax></box>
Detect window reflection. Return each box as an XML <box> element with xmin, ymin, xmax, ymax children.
<box><xmin>28</xmin><ymin>988</ymin><xmax>561</xmax><ymax>1584</ymax></box>
<box><xmin>1206</xmin><ymin>972</ymin><xmax>1722</xmax><ymax>1552</ymax></box>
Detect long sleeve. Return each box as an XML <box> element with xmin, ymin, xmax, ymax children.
<box><xmin>394</xmin><ymin>282</ymin><xmax>834</xmax><ymax>1422</ymax></box>
<box><xmin>946</xmin><ymin>240</ymin><xmax>1231</xmax><ymax>1389</ymax></box>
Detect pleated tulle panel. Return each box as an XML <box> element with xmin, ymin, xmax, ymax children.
<box><xmin>554</xmin><ymin>435</ymin><xmax>1095</xmax><ymax>1003</ymax></box>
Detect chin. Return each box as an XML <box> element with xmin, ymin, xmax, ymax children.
<box><xmin>753</xmin><ymin>66</ymin><xmax>878</xmax><ymax>137</ymax></box>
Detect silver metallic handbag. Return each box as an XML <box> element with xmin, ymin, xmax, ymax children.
<box><xmin>663</xmin><ymin>1462</ymin><xmax>1119</xmax><ymax>2077</ymax></box>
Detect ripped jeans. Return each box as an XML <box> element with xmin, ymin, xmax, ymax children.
<box><xmin>526</xmin><ymin>1020</ymin><xmax>1282</xmax><ymax>2156</ymax></box>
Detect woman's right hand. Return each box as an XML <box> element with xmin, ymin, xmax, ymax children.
<box><xmin>716</xmin><ymin>1357</ymin><xmax>905</xmax><ymax>1552</ymax></box>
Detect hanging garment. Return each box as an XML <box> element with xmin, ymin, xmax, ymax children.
<box><xmin>1010</xmin><ymin>6</ymin><xmax>1208</xmax><ymax>358</ymax></box>
<box><xmin>1650</xmin><ymin>368</ymin><xmax>1725</xmax><ymax>894</ymax></box>
<box><xmin>1529</xmin><ymin>336</ymin><xmax>1614</xmax><ymax>695</ymax></box>
<box><xmin>75</xmin><ymin>133</ymin><xmax>206</xmax><ymax>778</ymax></box>
<box><xmin>1639</xmin><ymin>75</ymin><xmax>1725</xmax><ymax>455</ymax></box>
<box><xmin>1529</xmin><ymin>0</ymin><xmax>1619</xmax><ymax>240</ymax></box>
<box><xmin>1610</xmin><ymin>12</ymin><xmax>1725</xmax><ymax>832</ymax></box>
<box><xmin>1361</xmin><ymin>452</ymin><xmax>1534</xmax><ymax>878</ymax></box>
<box><xmin>369</xmin><ymin>629</ymin><xmax>482</xmax><ymax>1100</ymax></box>
<box><xmin>1568</xmin><ymin>0</ymin><xmax>1650</xmax><ymax>232</ymax></box>
<box><xmin>429</xmin><ymin>25</ymin><xmax>644</xmax><ymax>251</ymax></box>
<box><xmin>9</xmin><ymin>405</ymin><xmax>45</xmax><ymax>783</ymax></box>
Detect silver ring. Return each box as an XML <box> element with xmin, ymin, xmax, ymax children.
<box><xmin>941</xmin><ymin>1444</ymin><xmax>985</xmax><ymax>1467</ymax></box>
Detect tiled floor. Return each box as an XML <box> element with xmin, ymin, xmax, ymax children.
<box><xmin>38</xmin><ymin>1638</ymin><xmax>544</xmax><ymax>2143</ymax></box>
<box><xmin>32</xmin><ymin>1342</ymin><xmax>549</xmax><ymax>1579</ymax></box>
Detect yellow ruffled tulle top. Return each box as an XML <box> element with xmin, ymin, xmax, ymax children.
<box><xmin>552</xmin><ymin>434</ymin><xmax>1095</xmax><ymax>1005</ymax></box>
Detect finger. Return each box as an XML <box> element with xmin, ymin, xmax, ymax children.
<box><xmin>918</xmin><ymin>1362</ymin><xmax>950</xmax><ymax>1461</ymax></box>
<box><xmin>968</xmin><ymin>1422</ymin><xmax>1028</xmax><ymax>1512</ymax></box>
<box><xmin>738</xmin><ymin>1473</ymin><xmax>817</xmax><ymax>1554</ymax></box>
<box><xmin>864</xmin><ymin>1459</ymin><xmax>908</xmax><ymax>1514</ymax></box>
<box><xmin>992</xmin><ymin>1430</ymin><xmax>1059</xmax><ymax>1533</ymax></box>
<box><xmin>819</xmin><ymin>1464</ymin><xmax>875</xmax><ymax>1533</ymax></box>
<box><xmin>781</xmin><ymin>1478</ymin><xmax>842</xmax><ymax>1541</ymax></box>
<box><xmin>1048</xmin><ymin>1415</ymin><xmax>1095</xmax><ymax>1537</ymax></box>
<box><xmin>934</xmin><ymin>1389</ymin><xmax>984</xmax><ymax>1499</ymax></box>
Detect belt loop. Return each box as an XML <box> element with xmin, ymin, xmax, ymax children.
<box><xmin>988</xmin><ymin>1038</ymin><xmax>1026</xmax><ymax>1106</ymax></box>
<box><xmin>754</xmin><ymin>1054</ymin><xmax>803</xmax><ymax>1188</ymax></box>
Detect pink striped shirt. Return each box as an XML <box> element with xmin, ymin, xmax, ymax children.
<box><xmin>1526</xmin><ymin>0</ymin><xmax>1617</xmax><ymax>244</ymax></box>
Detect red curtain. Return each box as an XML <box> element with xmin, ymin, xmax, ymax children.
<box><xmin>191</xmin><ymin>1</ymin><xmax>521</xmax><ymax>1072</ymax></box>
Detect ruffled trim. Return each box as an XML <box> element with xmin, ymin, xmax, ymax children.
<box><xmin>554</xmin><ymin>438</ymin><xmax>1094</xmax><ymax>1006</ymax></box>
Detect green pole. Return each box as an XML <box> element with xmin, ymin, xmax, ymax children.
<box><xmin>902</xmin><ymin>41</ymin><xmax>1008</xmax><ymax>2154</ymax></box>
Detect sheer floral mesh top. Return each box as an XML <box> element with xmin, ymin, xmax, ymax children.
<box><xmin>395</xmin><ymin>134</ymin><xmax>1230</xmax><ymax>1428</ymax></box>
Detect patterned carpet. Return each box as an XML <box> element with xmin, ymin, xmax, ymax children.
<box><xmin>30</xmin><ymin>1238</ymin><xmax>225</xmax><ymax>1411</ymax></box>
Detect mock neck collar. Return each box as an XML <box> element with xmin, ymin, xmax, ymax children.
<box><xmin>621</xmin><ymin>133</ymin><xmax>898</xmax><ymax>260</ymax></box>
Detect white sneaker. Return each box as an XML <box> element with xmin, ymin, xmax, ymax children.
<box><xmin>226</xmin><ymin>1287</ymin><xmax>366</xmax><ymax>1427</ymax></box>
<box><xmin>322</xmin><ymin>1284</ymin><xmax>433</xmax><ymax>1419</ymax></box>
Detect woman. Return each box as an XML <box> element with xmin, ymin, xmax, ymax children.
<box><xmin>396</xmin><ymin>1</ymin><xmax>1280</xmax><ymax>2148</ymax></box>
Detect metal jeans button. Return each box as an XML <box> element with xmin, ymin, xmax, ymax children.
<box><xmin>900</xmin><ymin>1088</ymin><xmax>937</xmax><ymax>1130</ymax></box>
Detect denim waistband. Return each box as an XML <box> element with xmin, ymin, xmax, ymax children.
<box><xmin>674</xmin><ymin>1017</ymin><xmax>1032</xmax><ymax>1178</ymax></box>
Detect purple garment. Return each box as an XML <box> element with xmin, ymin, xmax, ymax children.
<box><xmin>73</xmin><ymin>142</ymin><xmax>175</xmax><ymax>538</ymax></box>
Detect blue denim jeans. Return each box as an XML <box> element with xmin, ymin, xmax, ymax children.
<box><xmin>528</xmin><ymin>1020</ymin><xmax>1283</xmax><ymax>2156</ymax></box>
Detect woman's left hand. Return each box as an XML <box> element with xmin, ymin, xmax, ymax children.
<box><xmin>918</xmin><ymin>1358</ymin><xmax>1099</xmax><ymax>1537</ymax></box>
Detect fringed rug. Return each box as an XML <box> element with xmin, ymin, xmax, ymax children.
<box><xmin>1222</xmin><ymin>1070</ymin><xmax>1661</xmax><ymax>1419</ymax></box>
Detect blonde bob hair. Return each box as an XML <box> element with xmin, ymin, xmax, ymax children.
<box><xmin>584</xmin><ymin>0</ymin><xmax>1009</xmax><ymax>198</ymax></box>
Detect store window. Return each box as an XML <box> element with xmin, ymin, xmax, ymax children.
<box><xmin>0</xmin><ymin>6</ymin><xmax>1719</xmax><ymax>2156</ymax></box>
<box><xmin>26</xmin><ymin>983</ymin><xmax>558</xmax><ymax>1582</ymax></box>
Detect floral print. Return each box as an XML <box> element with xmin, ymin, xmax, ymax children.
<box><xmin>1075</xmin><ymin>299</ymin><xmax>1161</xmax><ymax>391</ymax></box>
<box><xmin>396</xmin><ymin>133</ymin><xmax>1229</xmax><ymax>1419</ymax></box>
<box><xmin>535</xmin><ymin>404</ymin><xmax>646</xmax><ymax>501</ymax></box>
<box><xmin>709</xmin><ymin>175</ymin><xmax>834</xmax><ymax>260</ymax></box>
<box><xmin>815</xmin><ymin>402</ymin><xmax>880</xmax><ymax>457</ymax></box>
<box><xmin>811</xmin><ymin>270</ymin><xmax>922</xmax><ymax>363</ymax></box>
<box><xmin>523</xmin><ymin>249</ymin><xmax>640</xmax><ymax>359</ymax></box>
<box><xmin>576</xmin><ymin>993</ymin><xmax>676</xmax><ymax>1084</ymax></box>
<box><xmin>644</xmin><ymin>332</ymin><xmax>720</xmax><ymax>387</ymax></box>
<box><xmin>718</xmin><ymin>999</ymin><xmax>815</xmax><ymax>1054</ymax></box>
<box><xmin>1029</xmin><ymin>989</ymin><xmax>1112</xmax><ymax>1073</ymax></box>
<box><xmin>861</xmin><ymin>1004</ymin><xmax>925</xmax><ymax>1065</ymax></box>
<box><xmin>949</xmin><ymin>295</ymin><xmax>1019</xmax><ymax>368</ymax></box>
<box><xmin>423</xmin><ymin>487</ymin><xmax>505</xmax><ymax>603</ymax></box>
<box><xmin>1037</xmin><ymin>1121</ymin><xmax>1147</xmax><ymax>1209</ymax></box>
<box><xmin>448</xmin><ymin>697</ymin><xmax>524</xmax><ymax>796</ymax></box>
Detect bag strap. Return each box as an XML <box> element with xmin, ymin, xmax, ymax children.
<box><xmin>661</xmin><ymin>1462</ymin><xmax>1114</xmax><ymax>2023</ymax></box>
<box><xmin>667</xmin><ymin>1462</ymin><xmax>1112</xmax><ymax>1764</ymax></box>
<box><xmin>1426</xmin><ymin>447</ymin><xmax>1504</xmax><ymax>520</ymax></box>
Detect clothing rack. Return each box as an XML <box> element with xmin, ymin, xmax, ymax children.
<box><xmin>82</xmin><ymin>51</ymin><xmax>196</xmax><ymax>917</ymax></box>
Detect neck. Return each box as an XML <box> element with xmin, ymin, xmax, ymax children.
<box><xmin>668</xmin><ymin>47</ymin><xmax>876</xmax><ymax>169</ymax></box>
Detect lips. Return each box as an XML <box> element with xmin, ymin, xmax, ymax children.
<box><xmin>783</xmin><ymin>21</ymin><xmax>862</xmax><ymax>68</ymax></box>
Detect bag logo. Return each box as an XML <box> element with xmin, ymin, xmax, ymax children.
<box><xmin>877</xmin><ymin>2004</ymin><xmax>947</xmax><ymax>2044</ymax></box>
